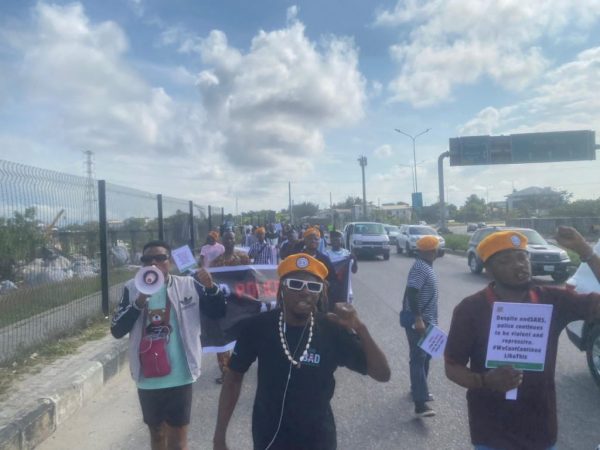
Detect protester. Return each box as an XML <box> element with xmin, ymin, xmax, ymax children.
<box><xmin>212</xmin><ymin>253</ymin><xmax>390</xmax><ymax>450</ymax></box>
<box><xmin>200</xmin><ymin>231</ymin><xmax>225</xmax><ymax>268</ymax></box>
<box><xmin>325</xmin><ymin>230</ymin><xmax>358</xmax><ymax>303</ymax></box>
<box><xmin>248</xmin><ymin>227</ymin><xmax>276</xmax><ymax>264</ymax></box>
<box><xmin>291</xmin><ymin>227</ymin><xmax>340</xmax><ymax>308</ymax></box>
<box><xmin>244</xmin><ymin>228</ymin><xmax>256</xmax><ymax>247</ymax></box>
<box><xmin>210</xmin><ymin>230</ymin><xmax>251</xmax><ymax>384</ymax></box>
<box><xmin>279</xmin><ymin>228</ymin><xmax>300</xmax><ymax>260</ymax></box>
<box><xmin>265</xmin><ymin>223</ymin><xmax>280</xmax><ymax>246</ymax></box>
<box><xmin>111</xmin><ymin>240</ymin><xmax>226</xmax><ymax>450</ymax></box>
<box><xmin>399</xmin><ymin>235</ymin><xmax>440</xmax><ymax>418</ymax></box>
<box><xmin>445</xmin><ymin>226</ymin><xmax>600</xmax><ymax>450</ymax></box>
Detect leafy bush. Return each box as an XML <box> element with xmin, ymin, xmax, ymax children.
<box><xmin>443</xmin><ymin>234</ymin><xmax>470</xmax><ymax>251</ymax></box>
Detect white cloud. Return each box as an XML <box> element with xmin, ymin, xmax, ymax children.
<box><xmin>460</xmin><ymin>46</ymin><xmax>600</xmax><ymax>135</ymax></box>
<box><xmin>180</xmin><ymin>21</ymin><xmax>366</xmax><ymax>170</ymax></box>
<box><xmin>0</xmin><ymin>3</ymin><xmax>367</xmax><ymax>210</ymax></box>
<box><xmin>376</xmin><ymin>0</ymin><xmax>600</xmax><ymax>107</ymax></box>
<box><xmin>374</xmin><ymin>144</ymin><xmax>393</xmax><ymax>158</ymax></box>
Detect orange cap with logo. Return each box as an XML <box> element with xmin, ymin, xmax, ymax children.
<box><xmin>278</xmin><ymin>253</ymin><xmax>328</xmax><ymax>280</ymax></box>
<box><xmin>477</xmin><ymin>230</ymin><xmax>528</xmax><ymax>262</ymax></box>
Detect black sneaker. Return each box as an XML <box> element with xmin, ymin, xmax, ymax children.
<box><xmin>415</xmin><ymin>403</ymin><xmax>436</xmax><ymax>417</ymax></box>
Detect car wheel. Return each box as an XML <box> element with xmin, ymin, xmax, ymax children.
<box><xmin>406</xmin><ymin>244</ymin><xmax>413</xmax><ymax>257</ymax></box>
<box><xmin>551</xmin><ymin>271</ymin><xmax>569</xmax><ymax>283</ymax></box>
<box><xmin>586</xmin><ymin>324</ymin><xmax>600</xmax><ymax>390</ymax></box>
<box><xmin>468</xmin><ymin>254</ymin><xmax>483</xmax><ymax>274</ymax></box>
<box><xmin>383</xmin><ymin>252</ymin><xmax>390</xmax><ymax>261</ymax></box>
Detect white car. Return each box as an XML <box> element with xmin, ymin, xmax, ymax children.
<box><xmin>342</xmin><ymin>222</ymin><xmax>390</xmax><ymax>260</ymax></box>
<box><xmin>396</xmin><ymin>225</ymin><xmax>445</xmax><ymax>257</ymax></box>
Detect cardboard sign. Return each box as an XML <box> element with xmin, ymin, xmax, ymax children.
<box><xmin>486</xmin><ymin>302</ymin><xmax>553</xmax><ymax>371</ymax></box>
<box><xmin>171</xmin><ymin>245</ymin><xmax>198</xmax><ymax>274</ymax></box>
<box><xmin>418</xmin><ymin>325</ymin><xmax>447</xmax><ymax>358</ymax></box>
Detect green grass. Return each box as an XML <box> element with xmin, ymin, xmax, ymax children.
<box><xmin>443</xmin><ymin>234</ymin><xmax>470</xmax><ymax>251</ymax></box>
<box><xmin>0</xmin><ymin>314</ymin><xmax>110</xmax><ymax>400</ymax></box>
<box><xmin>0</xmin><ymin>269</ymin><xmax>134</xmax><ymax>327</ymax></box>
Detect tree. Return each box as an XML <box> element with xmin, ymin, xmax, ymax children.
<box><xmin>550</xmin><ymin>198</ymin><xmax>600</xmax><ymax>217</ymax></box>
<box><xmin>0</xmin><ymin>207</ymin><xmax>47</xmax><ymax>281</ymax></box>
<box><xmin>456</xmin><ymin>195</ymin><xmax>486</xmax><ymax>222</ymax></box>
<box><xmin>332</xmin><ymin>196</ymin><xmax>362</xmax><ymax>209</ymax></box>
<box><xmin>419</xmin><ymin>202</ymin><xmax>458</xmax><ymax>224</ymax></box>
<box><xmin>513</xmin><ymin>189</ymin><xmax>572</xmax><ymax>217</ymax></box>
<box><xmin>293</xmin><ymin>202</ymin><xmax>319</xmax><ymax>219</ymax></box>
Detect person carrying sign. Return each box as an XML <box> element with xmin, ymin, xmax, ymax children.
<box><xmin>212</xmin><ymin>253</ymin><xmax>390</xmax><ymax>450</ymax></box>
<box><xmin>400</xmin><ymin>235</ymin><xmax>440</xmax><ymax>418</ymax></box>
<box><xmin>445</xmin><ymin>227</ymin><xmax>600</xmax><ymax>450</ymax></box>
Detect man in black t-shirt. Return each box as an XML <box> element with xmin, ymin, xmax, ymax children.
<box><xmin>213</xmin><ymin>253</ymin><xmax>390</xmax><ymax>450</ymax></box>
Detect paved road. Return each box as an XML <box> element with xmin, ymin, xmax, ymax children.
<box><xmin>40</xmin><ymin>251</ymin><xmax>600</xmax><ymax>450</ymax></box>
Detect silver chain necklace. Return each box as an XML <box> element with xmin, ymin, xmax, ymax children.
<box><xmin>278</xmin><ymin>311</ymin><xmax>313</xmax><ymax>367</ymax></box>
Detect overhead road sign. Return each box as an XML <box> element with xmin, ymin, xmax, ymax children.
<box><xmin>449</xmin><ymin>130</ymin><xmax>597</xmax><ymax>166</ymax></box>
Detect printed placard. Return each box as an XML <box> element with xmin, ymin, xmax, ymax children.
<box><xmin>171</xmin><ymin>245</ymin><xmax>198</xmax><ymax>274</ymax></box>
<box><xmin>486</xmin><ymin>302</ymin><xmax>553</xmax><ymax>371</ymax></box>
<box><xmin>418</xmin><ymin>325</ymin><xmax>447</xmax><ymax>358</ymax></box>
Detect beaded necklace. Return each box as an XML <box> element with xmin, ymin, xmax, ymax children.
<box><xmin>278</xmin><ymin>311</ymin><xmax>314</xmax><ymax>367</ymax></box>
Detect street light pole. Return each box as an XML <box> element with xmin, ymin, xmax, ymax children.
<box><xmin>394</xmin><ymin>128</ymin><xmax>431</xmax><ymax>193</ymax></box>
<box><xmin>358</xmin><ymin>155</ymin><xmax>368</xmax><ymax>220</ymax></box>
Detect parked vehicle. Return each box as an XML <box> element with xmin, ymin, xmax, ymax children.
<box><xmin>343</xmin><ymin>222</ymin><xmax>390</xmax><ymax>260</ymax></box>
<box><xmin>383</xmin><ymin>224</ymin><xmax>400</xmax><ymax>246</ymax></box>
<box><xmin>396</xmin><ymin>225</ymin><xmax>445</xmax><ymax>257</ymax></box>
<box><xmin>466</xmin><ymin>226</ymin><xmax>571</xmax><ymax>282</ymax></box>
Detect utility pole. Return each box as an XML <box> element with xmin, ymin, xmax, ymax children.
<box><xmin>288</xmin><ymin>181</ymin><xmax>293</xmax><ymax>225</ymax></box>
<box><xmin>83</xmin><ymin>150</ymin><xmax>96</xmax><ymax>221</ymax></box>
<box><xmin>358</xmin><ymin>156</ymin><xmax>368</xmax><ymax>220</ymax></box>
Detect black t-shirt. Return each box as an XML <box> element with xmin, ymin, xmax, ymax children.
<box><xmin>229</xmin><ymin>309</ymin><xmax>368</xmax><ymax>450</ymax></box>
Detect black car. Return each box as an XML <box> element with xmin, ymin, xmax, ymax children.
<box><xmin>466</xmin><ymin>226</ymin><xmax>571</xmax><ymax>282</ymax></box>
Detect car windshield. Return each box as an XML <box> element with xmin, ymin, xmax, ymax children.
<box><xmin>516</xmin><ymin>229</ymin><xmax>548</xmax><ymax>245</ymax></box>
<box><xmin>409</xmin><ymin>226</ymin><xmax>438</xmax><ymax>235</ymax></box>
<box><xmin>354</xmin><ymin>223</ymin><xmax>385</xmax><ymax>234</ymax></box>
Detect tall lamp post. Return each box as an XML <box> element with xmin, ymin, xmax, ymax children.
<box><xmin>358</xmin><ymin>155</ymin><xmax>368</xmax><ymax>220</ymax></box>
<box><xmin>394</xmin><ymin>128</ymin><xmax>431</xmax><ymax>193</ymax></box>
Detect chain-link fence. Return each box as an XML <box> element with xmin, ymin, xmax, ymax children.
<box><xmin>0</xmin><ymin>159</ymin><xmax>227</xmax><ymax>363</ymax></box>
<box><xmin>0</xmin><ymin>160</ymin><xmax>100</xmax><ymax>363</ymax></box>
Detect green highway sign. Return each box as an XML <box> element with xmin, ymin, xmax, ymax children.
<box><xmin>449</xmin><ymin>130</ymin><xmax>597</xmax><ymax>166</ymax></box>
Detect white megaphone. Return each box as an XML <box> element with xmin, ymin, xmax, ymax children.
<box><xmin>135</xmin><ymin>266</ymin><xmax>165</xmax><ymax>295</ymax></box>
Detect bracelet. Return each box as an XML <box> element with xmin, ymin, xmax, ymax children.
<box><xmin>580</xmin><ymin>252</ymin><xmax>596</xmax><ymax>263</ymax></box>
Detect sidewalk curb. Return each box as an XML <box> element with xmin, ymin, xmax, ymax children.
<box><xmin>0</xmin><ymin>337</ymin><xmax>128</xmax><ymax>450</ymax></box>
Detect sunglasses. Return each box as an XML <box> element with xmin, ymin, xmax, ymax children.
<box><xmin>283</xmin><ymin>278</ymin><xmax>324</xmax><ymax>293</ymax></box>
<box><xmin>140</xmin><ymin>254</ymin><xmax>169</xmax><ymax>264</ymax></box>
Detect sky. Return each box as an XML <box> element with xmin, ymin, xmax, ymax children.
<box><xmin>2</xmin><ymin>0</ymin><xmax>600</xmax><ymax>215</ymax></box>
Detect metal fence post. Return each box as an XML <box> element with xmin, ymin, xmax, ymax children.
<box><xmin>157</xmin><ymin>194</ymin><xmax>164</xmax><ymax>240</ymax></box>
<box><xmin>189</xmin><ymin>200</ymin><xmax>195</xmax><ymax>254</ymax></box>
<box><xmin>98</xmin><ymin>180</ymin><xmax>109</xmax><ymax>316</ymax></box>
<box><xmin>208</xmin><ymin>205</ymin><xmax>212</xmax><ymax>231</ymax></box>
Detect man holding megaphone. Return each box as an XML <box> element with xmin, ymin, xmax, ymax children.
<box><xmin>111</xmin><ymin>240</ymin><xmax>226</xmax><ymax>450</ymax></box>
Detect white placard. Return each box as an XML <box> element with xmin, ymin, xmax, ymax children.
<box><xmin>418</xmin><ymin>325</ymin><xmax>447</xmax><ymax>358</ymax></box>
<box><xmin>486</xmin><ymin>302</ymin><xmax>553</xmax><ymax>372</ymax></box>
<box><xmin>171</xmin><ymin>245</ymin><xmax>198</xmax><ymax>274</ymax></box>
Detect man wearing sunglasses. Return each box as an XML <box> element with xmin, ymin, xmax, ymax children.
<box><xmin>111</xmin><ymin>240</ymin><xmax>226</xmax><ymax>450</ymax></box>
<box><xmin>213</xmin><ymin>253</ymin><xmax>390</xmax><ymax>450</ymax></box>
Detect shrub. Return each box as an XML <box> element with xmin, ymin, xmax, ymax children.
<box><xmin>443</xmin><ymin>234</ymin><xmax>470</xmax><ymax>251</ymax></box>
